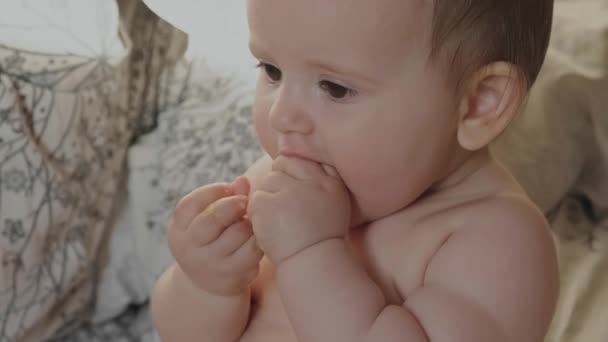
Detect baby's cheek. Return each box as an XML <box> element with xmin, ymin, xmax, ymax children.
<box><xmin>253</xmin><ymin>115</ymin><xmax>276</xmax><ymax>156</ymax></box>
<box><xmin>337</xmin><ymin>173</ymin><xmax>369</xmax><ymax>223</ymax></box>
<box><xmin>341</xmin><ymin>165</ymin><xmax>399</xmax><ymax>223</ymax></box>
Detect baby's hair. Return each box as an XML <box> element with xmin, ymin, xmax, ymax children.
<box><xmin>429</xmin><ymin>1</ymin><xmax>554</xmax><ymax>91</ymax></box>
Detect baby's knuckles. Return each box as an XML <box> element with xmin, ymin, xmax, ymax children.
<box><xmin>249</xmin><ymin>173</ymin><xmax>351</xmax><ymax>263</ymax></box>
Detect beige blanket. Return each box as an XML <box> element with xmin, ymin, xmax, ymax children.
<box><xmin>491</xmin><ymin>1</ymin><xmax>608</xmax><ymax>341</ymax></box>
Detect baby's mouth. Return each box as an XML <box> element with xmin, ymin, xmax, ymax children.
<box><xmin>278</xmin><ymin>152</ymin><xmax>339</xmax><ymax>179</ymax></box>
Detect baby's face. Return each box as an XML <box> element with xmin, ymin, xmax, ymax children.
<box><xmin>248</xmin><ymin>0</ymin><xmax>463</xmax><ymax>224</ymax></box>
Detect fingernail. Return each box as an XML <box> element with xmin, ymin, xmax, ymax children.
<box><xmin>224</xmin><ymin>184</ymin><xmax>234</xmax><ymax>195</ymax></box>
<box><xmin>205</xmin><ymin>204</ymin><xmax>217</xmax><ymax>217</ymax></box>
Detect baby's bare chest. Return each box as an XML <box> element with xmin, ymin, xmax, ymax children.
<box><xmin>239</xmin><ymin>220</ymin><xmax>453</xmax><ymax>342</ymax></box>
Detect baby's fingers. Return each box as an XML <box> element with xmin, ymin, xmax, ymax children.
<box><xmin>209</xmin><ymin>219</ymin><xmax>253</xmax><ymax>256</ymax></box>
<box><xmin>227</xmin><ymin>234</ymin><xmax>264</xmax><ymax>272</ymax></box>
<box><xmin>171</xmin><ymin>183</ymin><xmax>233</xmax><ymax>229</ymax></box>
<box><xmin>231</xmin><ymin>176</ymin><xmax>250</xmax><ymax>196</ymax></box>
<box><xmin>188</xmin><ymin>195</ymin><xmax>248</xmax><ymax>246</ymax></box>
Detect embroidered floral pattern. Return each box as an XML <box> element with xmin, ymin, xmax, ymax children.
<box><xmin>2</xmin><ymin>219</ymin><xmax>24</xmax><ymax>243</ymax></box>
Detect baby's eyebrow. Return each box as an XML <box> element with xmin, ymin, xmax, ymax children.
<box><xmin>309</xmin><ymin>59</ymin><xmax>378</xmax><ymax>86</ymax></box>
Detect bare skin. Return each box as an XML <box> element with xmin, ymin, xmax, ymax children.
<box><xmin>152</xmin><ymin>0</ymin><xmax>559</xmax><ymax>340</ymax></box>
<box><xmin>153</xmin><ymin>151</ymin><xmax>558</xmax><ymax>342</ymax></box>
<box><xmin>239</xmin><ymin>151</ymin><xmax>558</xmax><ymax>342</ymax></box>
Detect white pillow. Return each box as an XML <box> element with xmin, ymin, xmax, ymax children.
<box><xmin>0</xmin><ymin>0</ymin><xmax>125</xmax><ymax>58</ymax></box>
<box><xmin>124</xmin><ymin>60</ymin><xmax>261</xmax><ymax>299</ymax></box>
<box><xmin>142</xmin><ymin>0</ymin><xmax>257</xmax><ymax>86</ymax></box>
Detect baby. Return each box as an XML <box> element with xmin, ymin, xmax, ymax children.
<box><xmin>152</xmin><ymin>0</ymin><xmax>559</xmax><ymax>341</ymax></box>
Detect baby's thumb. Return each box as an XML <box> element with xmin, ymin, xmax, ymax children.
<box><xmin>231</xmin><ymin>176</ymin><xmax>250</xmax><ymax>196</ymax></box>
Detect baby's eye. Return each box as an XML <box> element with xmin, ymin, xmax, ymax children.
<box><xmin>319</xmin><ymin>80</ymin><xmax>355</xmax><ymax>100</ymax></box>
<box><xmin>256</xmin><ymin>62</ymin><xmax>282</xmax><ymax>82</ymax></box>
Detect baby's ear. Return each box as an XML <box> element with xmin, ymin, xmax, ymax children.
<box><xmin>456</xmin><ymin>62</ymin><xmax>526</xmax><ymax>151</ymax></box>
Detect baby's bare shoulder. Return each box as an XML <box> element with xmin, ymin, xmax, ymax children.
<box><xmin>445</xmin><ymin>192</ymin><xmax>558</xmax><ymax>279</ymax></box>
<box><xmin>386</xmin><ymin>193</ymin><xmax>559</xmax><ymax>341</ymax></box>
<box><xmin>460</xmin><ymin>191</ymin><xmax>551</xmax><ymax>237</ymax></box>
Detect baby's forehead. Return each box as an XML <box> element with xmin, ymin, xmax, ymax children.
<box><xmin>248</xmin><ymin>0</ymin><xmax>432</xmax><ymax>61</ymax></box>
<box><xmin>345</xmin><ymin>0</ymin><xmax>430</xmax><ymax>38</ymax></box>
<box><xmin>249</xmin><ymin>0</ymin><xmax>429</xmax><ymax>33</ymax></box>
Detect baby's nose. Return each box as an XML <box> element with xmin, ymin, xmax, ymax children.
<box><xmin>269</xmin><ymin>89</ymin><xmax>314</xmax><ymax>135</ymax></box>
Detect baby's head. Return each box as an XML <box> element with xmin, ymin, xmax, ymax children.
<box><xmin>429</xmin><ymin>1</ymin><xmax>553</xmax><ymax>92</ymax></box>
<box><xmin>247</xmin><ymin>0</ymin><xmax>553</xmax><ymax>224</ymax></box>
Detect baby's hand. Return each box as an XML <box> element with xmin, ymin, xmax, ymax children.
<box><xmin>248</xmin><ymin>156</ymin><xmax>351</xmax><ymax>264</ymax></box>
<box><xmin>167</xmin><ymin>177</ymin><xmax>263</xmax><ymax>296</ymax></box>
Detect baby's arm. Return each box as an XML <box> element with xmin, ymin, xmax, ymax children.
<box><xmin>152</xmin><ymin>264</ymin><xmax>252</xmax><ymax>342</ymax></box>
<box><xmin>275</xmin><ymin>198</ymin><xmax>558</xmax><ymax>342</ymax></box>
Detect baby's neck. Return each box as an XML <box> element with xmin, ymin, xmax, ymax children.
<box><xmin>425</xmin><ymin>148</ymin><xmax>495</xmax><ymax>199</ymax></box>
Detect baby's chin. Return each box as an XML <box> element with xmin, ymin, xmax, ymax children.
<box><xmin>348</xmin><ymin>191</ymin><xmax>420</xmax><ymax>229</ymax></box>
